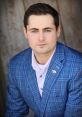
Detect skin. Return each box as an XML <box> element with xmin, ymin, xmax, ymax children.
<box><xmin>24</xmin><ymin>14</ymin><xmax>60</xmax><ymax>64</ymax></box>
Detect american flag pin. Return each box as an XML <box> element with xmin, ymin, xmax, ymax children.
<box><xmin>52</xmin><ymin>70</ymin><xmax>56</xmax><ymax>74</ymax></box>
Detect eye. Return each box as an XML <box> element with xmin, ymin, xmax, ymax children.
<box><xmin>44</xmin><ymin>28</ymin><xmax>52</xmax><ymax>32</ymax></box>
<box><xmin>31</xmin><ymin>30</ymin><xmax>38</xmax><ymax>33</ymax></box>
<box><xmin>31</xmin><ymin>30</ymin><xmax>37</xmax><ymax>33</ymax></box>
<box><xmin>46</xmin><ymin>29</ymin><xmax>52</xmax><ymax>32</ymax></box>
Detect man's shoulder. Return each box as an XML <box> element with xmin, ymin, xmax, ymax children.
<box><xmin>9</xmin><ymin>48</ymin><xmax>32</xmax><ymax>66</ymax></box>
<box><xmin>58</xmin><ymin>42</ymin><xmax>82</xmax><ymax>62</ymax></box>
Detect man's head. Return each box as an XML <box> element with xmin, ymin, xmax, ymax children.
<box><xmin>24</xmin><ymin>3</ymin><xmax>59</xmax><ymax>30</ymax></box>
<box><xmin>23</xmin><ymin>3</ymin><xmax>61</xmax><ymax>64</ymax></box>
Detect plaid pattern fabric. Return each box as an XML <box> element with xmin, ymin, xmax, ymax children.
<box><xmin>5</xmin><ymin>43</ymin><xmax>82</xmax><ymax>117</ymax></box>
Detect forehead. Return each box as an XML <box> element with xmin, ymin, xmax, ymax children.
<box><xmin>27</xmin><ymin>14</ymin><xmax>55</xmax><ymax>27</ymax></box>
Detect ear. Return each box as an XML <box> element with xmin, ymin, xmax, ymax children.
<box><xmin>23</xmin><ymin>27</ymin><xmax>28</xmax><ymax>38</ymax></box>
<box><xmin>57</xmin><ymin>26</ymin><xmax>61</xmax><ymax>38</ymax></box>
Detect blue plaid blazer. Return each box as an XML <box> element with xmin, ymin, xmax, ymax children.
<box><xmin>5</xmin><ymin>43</ymin><xmax>82</xmax><ymax>117</ymax></box>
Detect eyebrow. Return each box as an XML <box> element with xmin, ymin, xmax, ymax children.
<box><xmin>29</xmin><ymin>28</ymin><xmax>38</xmax><ymax>31</ymax></box>
<box><xmin>29</xmin><ymin>27</ymin><xmax>53</xmax><ymax>31</ymax></box>
<box><xmin>43</xmin><ymin>27</ymin><xmax>53</xmax><ymax>30</ymax></box>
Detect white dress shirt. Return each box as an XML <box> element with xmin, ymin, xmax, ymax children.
<box><xmin>32</xmin><ymin>49</ymin><xmax>55</xmax><ymax>96</ymax></box>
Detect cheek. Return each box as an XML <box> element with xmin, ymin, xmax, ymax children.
<box><xmin>46</xmin><ymin>34</ymin><xmax>57</xmax><ymax>42</ymax></box>
<box><xmin>27</xmin><ymin>37</ymin><xmax>37</xmax><ymax>48</ymax></box>
<box><xmin>47</xmin><ymin>35</ymin><xmax>57</xmax><ymax>48</ymax></box>
<box><xmin>27</xmin><ymin>34</ymin><xmax>39</xmax><ymax>42</ymax></box>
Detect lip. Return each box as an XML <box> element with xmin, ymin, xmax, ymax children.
<box><xmin>37</xmin><ymin>44</ymin><xmax>46</xmax><ymax>46</ymax></box>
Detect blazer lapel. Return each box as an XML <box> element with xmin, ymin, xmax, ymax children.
<box><xmin>40</xmin><ymin>43</ymin><xmax>65</xmax><ymax>116</ymax></box>
<box><xmin>24</xmin><ymin>50</ymin><xmax>41</xmax><ymax>114</ymax></box>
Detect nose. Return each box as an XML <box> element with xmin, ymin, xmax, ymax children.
<box><xmin>39</xmin><ymin>31</ymin><xmax>44</xmax><ymax>41</ymax></box>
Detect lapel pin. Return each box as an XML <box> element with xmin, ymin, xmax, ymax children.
<box><xmin>52</xmin><ymin>70</ymin><xmax>56</xmax><ymax>74</ymax></box>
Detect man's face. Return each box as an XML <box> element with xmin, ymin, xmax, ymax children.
<box><xmin>24</xmin><ymin>14</ymin><xmax>60</xmax><ymax>56</ymax></box>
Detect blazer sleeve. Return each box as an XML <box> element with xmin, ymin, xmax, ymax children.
<box><xmin>5</xmin><ymin>61</ymin><xmax>29</xmax><ymax>117</ymax></box>
<box><xmin>64</xmin><ymin>69</ymin><xmax>82</xmax><ymax>117</ymax></box>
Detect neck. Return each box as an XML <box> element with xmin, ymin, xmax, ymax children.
<box><xmin>34</xmin><ymin>54</ymin><xmax>50</xmax><ymax>64</ymax></box>
<box><xmin>34</xmin><ymin>50</ymin><xmax>55</xmax><ymax>64</ymax></box>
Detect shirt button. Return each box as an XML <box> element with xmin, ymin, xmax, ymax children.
<box><xmin>40</xmin><ymin>75</ymin><xmax>42</xmax><ymax>78</ymax></box>
<box><xmin>41</xmin><ymin>88</ymin><xmax>43</xmax><ymax>91</ymax></box>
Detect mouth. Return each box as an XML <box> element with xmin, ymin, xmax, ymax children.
<box><xmin>37</xmin><ymin>43</ymin><xmax>47</xmax><ymax>46</ymax></box>
<box><xmin>37</xmin><ymin>44</ymin><xmax>46</xmax><ymax>48</ymax></box>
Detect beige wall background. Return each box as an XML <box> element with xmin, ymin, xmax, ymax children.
<box><xmin>0</xmin><ymin>0</ymin><xmax>82</xmax><ymax>116</ymax></box>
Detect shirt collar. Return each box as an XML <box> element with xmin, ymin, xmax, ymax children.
<box><xmin>32</xmin><ymin>48</ymin><xmax>56</xmax><ymax>71</ymax></box>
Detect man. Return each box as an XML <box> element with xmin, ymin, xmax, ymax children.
<box><xmin>5</xmin><ymin>3</ymin><xmax>82</xmax><ymax>117</ymax></box>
